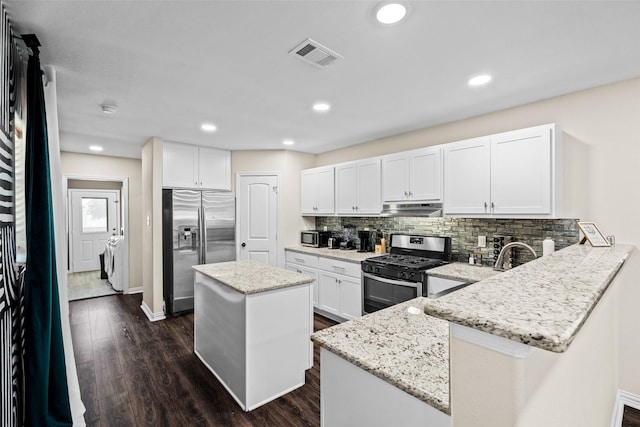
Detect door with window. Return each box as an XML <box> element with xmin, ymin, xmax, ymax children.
<box><xmin>70</xmin><ymin>189</ymin><xmax>120</xmax><ymax>272</ymax></box>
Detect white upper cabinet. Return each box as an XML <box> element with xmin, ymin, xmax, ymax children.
<box><xmin>198</xmin><ymin>146</ymin><xmax>231</xmax><ymax>190</ymax></box>
<box><xmin>163</xmin><ymin>141</ymin><xmax>199</xmax><ymax>189</ymax></box>
<box><xmin>335</xmin><ymin>158</ymin><xmax>381</xmax><ymax>215</ymax></box>
<box><xmin>301</xmin><ymin>166</ymin><xmax>334</xmax><ymax>215</ymax></box>
<box><xmin>382</xmin><ymin>146</ymin><xmax>442</xmax><ymax>202</ymax></box>
<box><xmin>444</xmin><ymin>124</ymin><xmax>560</xmax><ymax>217</ymax></box>
<box><xmin>163</xmin><ymin>141</ymin><xmax>231</xmax><ymax>190</ymax></box>
<box><xmin>443</xmin><ymin>137</ymin><xmax>491</xmax><ymax>215</ymax></box>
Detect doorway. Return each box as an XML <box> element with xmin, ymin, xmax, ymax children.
<box><xmin>65</xmin><ymin>176</ymin><xmax>130</xmax><ymax>301</ymax></box>
<box><xmin>237</xmin><ymin>173</ymin><xmax>279</xmax><ymax>266</ymax></box>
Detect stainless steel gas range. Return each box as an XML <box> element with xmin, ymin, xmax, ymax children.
<box><xmin>361</xmin><ymin>234</ymin><xmax>462</xmax><ymax>315</ymax></box>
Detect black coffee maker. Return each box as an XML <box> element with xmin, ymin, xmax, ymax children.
<box><xmin>357</xmin><ymin>230</ymin><xmax>373</xmax><ymax>252</ymax></box>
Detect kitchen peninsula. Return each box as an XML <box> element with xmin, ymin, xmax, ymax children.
<box><xmin>192</xmin><ymin>260</ymin><xmax>314</xmax><ymax>411</ymax></box>
<box><xmin>313</xmin><ymin>243</ymin><xmax>634</xmax><ymax>426</ymax></box>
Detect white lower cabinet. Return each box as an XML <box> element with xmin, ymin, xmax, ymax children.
<box><xmin>318</xmin><ymin>257</ymin><xmax>362</xmax><ymax>322</ymax></box>
<box><xmin>285</xmin><ymin>251</ymin><xmax>319</xmax><ymax>308</ymax></box>
<box><xmin>285</xmin><ymin>250</ymin><xmax>363</xmax><ymax>323</ymax></box>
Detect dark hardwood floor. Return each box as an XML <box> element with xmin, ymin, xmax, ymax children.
<box><xmin>70</xmin><ymin>293</ymin><xmax>337</xmax><ymax>427</ymax></box>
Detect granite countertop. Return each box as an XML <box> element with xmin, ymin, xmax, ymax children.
<box><xmin>193</xmin><ymin>260</ymin><xmax>313</xmax><ymax>295</ymax></box>
<box><xmin>423</xmin><ymin>243</ymin><xmax>634</xmax><ymax>352</ymax></box>
<box><xmin>427</xmin><ymin>262</ymin><xmax>501</xmax><ymax>283</ymax></box>
<box><xmin>286</xmin><ymin>245</ymin><xmax>382</xmax><ymax>263</ymax></box>
<box><xmin>311</xmin><ymin>298</ymin><xmax>450</xmax><ymax>414</ymax></box>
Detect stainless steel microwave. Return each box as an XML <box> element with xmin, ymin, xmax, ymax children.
<box><xmin>301</xmin><ymin>230</ymin><xmax>331</xmax><ymax>248</ymax></box>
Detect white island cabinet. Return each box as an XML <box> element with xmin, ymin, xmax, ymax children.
<box><xmin>193</xmin><ymin>260</ymin><xmax>313</xmax><ymax>411</ymax></box>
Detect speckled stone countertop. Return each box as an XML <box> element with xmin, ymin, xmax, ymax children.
<box><xmin>427</xmin><ymin>262</ymin><xmax>501</xmax><ymax>283</ymax></box>
<box><xmin>285</xmin><ymin>246</ymin><xmax>381</xmax><ymax>263</ymax></box>
<box><xmin>423</xmin><ymin>243</ymin><xmax>634</xmax><ymax>352</ymax></box>
<box><xmin>311</xmin><ymin>298</ymin><xmax>450</xmax><ymax>414</ymax></box>
<box><xmin>193</xmin><ymin>260</ymin><xmax>313</xmax><ymax>295</ymax></box>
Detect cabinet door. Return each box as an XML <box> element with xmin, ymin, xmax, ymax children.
<box><xmin>163</xmin><ymin>142</ymin><xmax>198</xmax><ymax>188</ymax></box>
<box><xmin>356</xmin><ymin>159</ymin><xmax>381</xmax><ymax>214</ymax></box>
<box><xmin>335</xmin><ymin>162</ymin><xmax>358</xmax><ymax>215</ymax></box>
<box><xmin>318</xmin><ymin>272</ymin><xmax>341</xmax><ymax>316</ymax></box>
<box><xmin>286</xmin><ymin>263</ymin><xmax>319</xmax><ymax>308</ymax></box>
<box><xmin>300</xmin><ymin>169</ymin><xmax>319</xmax><ymax>215</ymax></box>
<box><xmin>382</xmin><ymin>153</ymin><xmax>409</xmax><ymax>202</ymax></box>
<box><xmin>490</xmin><ymin>126</ymin><xmax>552</xmax><ymax>215</ymax></box>
<box><xmin>443</xmin><ymin>137</ymin><xmax>491</xmax><ymax>215</ymax></box>
<box><xmin>339</xmin><ymin>275</ymin><xmax>362</xmax><ymax>321</ymax></box>
<box><xmin>198</xmin><ymin>147</ymin><xmax>231</xmax><ymax>190</ymax></box>
<box><xmin>410</xmin><ymin>147</ymin><xmax>442</xmax><ymax>201</ymax></box>
<box><xmin>315</xmin><ymin>167</ymin><xmax>335</xmax><ymax>214</ymax></box>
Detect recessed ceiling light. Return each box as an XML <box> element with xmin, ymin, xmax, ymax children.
<box><xmin>89</xmin><ymin>145</ymin><xmax>103</xmax><ymax>152</ymax></box>
<box><xmin>100</xmin><ymin>104</ymin><xmax>117</xmax><ymax>114</ymax></box>
<box><xmin>376</xmin><ymin>3</ymin><xmax>407</xmax><ymax>24</ymax></box>
<box><xmin>201</xmin><ymin>123</ymin><xmax>217</xmax><ymax>132</ymax></box>
<box><xmin>283</xmin><ymin>139</ymin><xmax>295</xmax><ymax>146</ymax></box>
<box><xmin>468</xmin><ymin>74</ymin><xmax>492</xmax><ymax>87</ymax></box>
<box><xmin>313</xmin><ymin>102</ymin><xmax>331</xmax><ymax>113</ymax></box>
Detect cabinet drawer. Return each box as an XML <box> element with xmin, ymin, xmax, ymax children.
<box><xmin>318</xmin><ymin>257</ymin><xmax>361</xmax><ymax>278</ymax></box>
<box><xmin>285</xmin><ymin>251</ymin><xmax>319</xmax><ymax>268</ymax></box>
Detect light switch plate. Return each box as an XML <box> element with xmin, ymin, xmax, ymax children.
<box><xmin>478</xmin><ymin>235</ymin><xmax>487</xmax><ymax>248</ymax></box>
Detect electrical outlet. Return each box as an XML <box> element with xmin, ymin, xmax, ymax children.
<box><xmin>478</xmin><ymin>235</ymin><xmax>487</xmax><ymax>248</ymax></box>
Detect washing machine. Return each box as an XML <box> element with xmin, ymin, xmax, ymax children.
<box><xmin>105</xmin><ymin>236</ymin><xmax>125</xmax><ymax>291</ymax></box>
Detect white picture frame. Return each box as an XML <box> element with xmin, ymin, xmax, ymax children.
<box><xmin>610</xmin><ymin>389</ymin><xmax>640</xmax><ymax>427</ymax></box>
<box><xmin>577</xmin><ymin>221</ymin><xmax>611</xmax><ymax>247</ymax></box>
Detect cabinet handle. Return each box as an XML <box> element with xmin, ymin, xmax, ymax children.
<box><xmin>484</xmin><ymin>202</ymin><xmax>488</xmax><ymax>209</ymax></box>
<box><xmin>404</xmin><ymin>190</ymin><xmax>408</xmax><ymax>198</ymax></box>
<box><xmin>332</xmin><ymin>266</ymin><xmax>345</xmax><ymax>271</ymax></box>
<box><xmin>408</xmin><ymin>191</ymin><xmax>412</xmax><ymax>198</ymax></box>
<box><xmin>294</xmin><ymin>258</ymin><xmax>305</xmax><ymax>263</ymax></box>
<box><xmin>491</xmin><ymin>202</ymin><xmax>495</xmax><ymax>210</ymax></box>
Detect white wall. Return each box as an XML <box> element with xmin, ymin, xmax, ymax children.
<box><xmin>231</xmin><ymin>150</ymin><xmax>316</xmax><ymax>267</ymax></box>
<box><xmin>60</xmin><ymin>152</ymin><xmax>143</xmax><ymax>288</ymax></box>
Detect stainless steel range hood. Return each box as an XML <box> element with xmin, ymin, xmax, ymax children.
<box><xmin>380</xmin><ymin>202</ymin><xmax>443</xmax><ymax>217</ymax></box>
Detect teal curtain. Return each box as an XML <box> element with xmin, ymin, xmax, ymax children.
<box><xmin>23</xmin><ymin>49</ymin><xmax>72</xmax><ymax>426</ymax></box>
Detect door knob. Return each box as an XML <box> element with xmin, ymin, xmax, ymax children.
<box><xmin>241</xmin><ymin>243</ymin><xmax>246</xmax><ymax>248</ymax></box>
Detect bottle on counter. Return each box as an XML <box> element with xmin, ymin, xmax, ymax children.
<box><xmin>468</xmin><ymin>253</ymin><xmax>475</xmax><ymax>265</ymax></box>
<box><xmin>543</xmin><ymin>238</ymin><xmax>555</xmax><ymax>256</ymax></box>
<box><xmin>380</xmin><ymin>237</ymin><xmax>386</xmax><ymax>254</ymax></box>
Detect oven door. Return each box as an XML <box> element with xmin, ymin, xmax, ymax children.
<box><xmin>362</xmin><ymin>272</ymin><xmax>422</xmax><ymax>315</ymax></box>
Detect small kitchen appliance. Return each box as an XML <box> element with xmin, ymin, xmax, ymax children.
<box><xmin>327</xmin><ymin>237</ymin><xmax>341</xmax><ymax>249</ymax></box>
<box><xmin>361</xmin><ymin>234</ymin><xmax>460</xmax><ymax>315</ymax></box>
<box><xmin>300</xmin><ymin>230</ymin><xmax>331</xmax><ymax>248</ymax></box>
<box><xmin>357</xmin><ymin>230</ymin><xmax>373</xmax><ymax>252</ymax></box>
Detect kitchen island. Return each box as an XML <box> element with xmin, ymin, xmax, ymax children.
<box><xmin>313</xmin><ymin>243</ymin><xmax>634</xmax><ymax>426</ymax></box>
<box><xmin>192</xmin><ymin>260</ymin><xmax>314</xmax><ymax>411</ymax></box>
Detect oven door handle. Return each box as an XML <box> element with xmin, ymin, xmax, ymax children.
<box><xmin>362</xmin><ymin>272</ymin><xmax>420</xmax><ymax>288</ymax></box>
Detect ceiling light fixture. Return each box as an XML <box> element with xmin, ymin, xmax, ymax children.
<box><xmin>201</xmin><ymin>123</ymin><xmax>217</xmax><ymax>132</ymax></box>
<box><xmin>313</xmin><ymin>102</ymin><xmax>331</xmax><ymax>113</ymax></box>
<box><xmin>468</xmin><ymin>74</ymin><xmax>493</xmax><ymax>87</ymax></box>
<box><xmin>375</xmin><ymin>3</ymin><xmax>407</xmax><ymax>24</ymax></box>
<box><xmin>89</xmin><ymin>145</ymin><xmax>103</xmax><ymax>152</ymax></box>
<box><xmin>100</xmin><ymin>103</ymin><xmax>117</xmax><ymax>114</ymax></box>
<box><xmin>283</xmin><ymin>139</ymin><xmax>295</xmax><ymax>146</ymax></box>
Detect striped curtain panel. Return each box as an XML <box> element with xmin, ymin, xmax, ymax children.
<box><xmin>0</xmin><ymin>2</ymin><xmax>27</xmax><ymax>426</ymax></box>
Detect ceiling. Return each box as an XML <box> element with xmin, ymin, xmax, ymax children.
<box><xmin>5</xmin><ymin>1</ymin><xmax>640</xmax><ymax>159</ymax></box>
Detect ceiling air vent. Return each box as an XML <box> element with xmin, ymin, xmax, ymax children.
<box><xmin>289</xmin><ymin>38</ymin><xmax>343</xmax><ymax>69</ymax></box>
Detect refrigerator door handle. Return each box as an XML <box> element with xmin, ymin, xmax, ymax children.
<box><xmin>201</xmin><ymin>206</ymin><xmax>208</xmax><ymax>265</ymax></box>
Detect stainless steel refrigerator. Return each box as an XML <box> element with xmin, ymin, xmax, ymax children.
<box><xmin>162</xmin><ymin>189</ymin><xmax>236</xmax><ymax>316</ymax></box>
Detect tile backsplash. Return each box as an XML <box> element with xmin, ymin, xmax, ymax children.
<box><xmin>315</xmin><ymin>217</ymin><xmax>580</xmax><ymax>266</ymax></box>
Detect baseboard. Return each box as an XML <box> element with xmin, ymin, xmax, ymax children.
<box><xmin>140</xmin><ymin>301</ymin><xmax>166</xmax><ymax>322</ymax></box>
<box><xmin>610</xmin><ymin>389</ymin><xmax>640</xmax><ymax>427</ymax></box>
<box><xmin>124</xmin><ymin>287</ymin><xmax>143</xmax><ymax>295</ymax></box>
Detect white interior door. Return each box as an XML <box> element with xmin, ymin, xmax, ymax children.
<box><xmin>70</xmin><ymin>189</ymin><xmax>120</xmax><ymax>272</ymax></box>
<box><xmin>237</xmin><ymin>174</ymin><xmax>278</xmax><ymax>266</ymax></box>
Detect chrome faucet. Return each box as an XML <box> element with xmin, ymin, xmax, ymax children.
<box><xmin>494</xmin><ymin>242</ymin><xmax>538</xmax><ymax>271</ymax></box>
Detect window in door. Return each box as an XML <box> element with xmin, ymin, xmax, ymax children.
<box><xmin>81</xmin><ymin>197</ymin><xmax>109</xmax><ymax>233</ymax></box>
